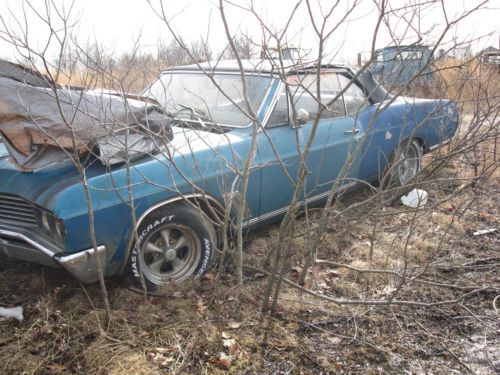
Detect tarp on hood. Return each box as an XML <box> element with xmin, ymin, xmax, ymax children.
<box><xmin>0</xmin><ymin>60</ymin><xmax>172</xmax><ymax>171</ymax></box>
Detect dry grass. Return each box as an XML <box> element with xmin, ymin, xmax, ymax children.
<box><xmin>51</xmin><ymin>63</ymin><xmax>161</xmax><ymax>94</ymax></box>
<box><xmin>435</xmin><ymin>56</ymin><xmax>500</xmax><ymax>110</ymax></box>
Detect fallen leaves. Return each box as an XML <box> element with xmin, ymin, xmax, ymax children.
<box><xmin>325</xmin><ymin>269</ymin><xmax>341</xmax><ymax>278</ymax></box>
<box><xmin>209</xmin><ymin>332</ymin><xmax>246</xmax><ymax>370</ymax></box>
<box><xmin>211</xmin><ymin>352</ymin><xmax>233</xmax><ymax>369</ymax></box>
<box><xmin>196</xmin><ymin>298</ymin><xmax>208</xmax><ymax>315</ymax></box>
<box><xmin>46</xmin><ymin>363</ymin><xmax>68</xmax><ymax>373</ymax></box>
<box><xmin>201</xmin><ymin>272</ymin><xmax>216</xmax><ymax>281</ymax></box>
<box><xmin>223</xmin><ymin>338</ymin><xmax>238</xmax><ymax>355</ymax></box>
<box><xmin>146</xmin><ymin>347</ymin><xmax>176</xmax><ymax>368</ymax></box>
<box><xmin>227</xmin><ymin>320</ymin><xmax>242</xmax><ymax>329</ymax></box>
<box><xmin>273</xmin><ymin>336</ymin><xmax>298</xmax><ymax>350</ymax></box>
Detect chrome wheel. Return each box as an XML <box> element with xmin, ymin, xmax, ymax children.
<box><xmin>140</xmin><ymin>224</ymin><xmax>201</xmax><ymax>284</ymax></box>
<box><xmin>395</xmin><ymin>141</ymin><xmax>421</xmax><ymax>186</ymax></box>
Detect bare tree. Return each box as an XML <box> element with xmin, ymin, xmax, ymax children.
<box><xmin>223</xmin><ymin>32</ymin><xmax>256</xmax><ymax>59</ymax></box>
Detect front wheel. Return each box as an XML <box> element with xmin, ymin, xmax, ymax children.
<box><xmin>386</xmin><ymin>139</ymin><xmax>423</xmax><ymax>187</ymax></box>
<box><xmin>123</xmin><ymin>203</ymin><xmax>216</xmax><ymax>293</ymax></box>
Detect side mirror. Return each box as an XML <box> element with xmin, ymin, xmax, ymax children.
<box><xmin>296</xmin><ymin>108</ymin><xmax>309</xmax><ymax>126</ymax></box>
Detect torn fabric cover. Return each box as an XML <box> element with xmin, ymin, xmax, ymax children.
<box><xmin>0</xmin><ymin>59</ymin><xmax>173</xmax><ymax>171</ymax></box>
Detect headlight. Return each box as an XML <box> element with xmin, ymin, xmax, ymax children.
<box><xmin>54</xmin><ymin>219</ymin><xmax>66</xmax><ymax>241</ymax></box>
<box><xmin>36</xmin><ymin>209</ymin><xmax>66</xmax><ymax>242</ymax></box>
<box><xmin>41</xmin><ymin>211</ymin><xmax>51</xmax><ymax>232</ymax></box>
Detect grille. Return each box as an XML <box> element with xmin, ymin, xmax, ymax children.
<box><xmin>0</xmin><ymin>194</ymin><xmax>38</xmax><ymax>229</ymax></box>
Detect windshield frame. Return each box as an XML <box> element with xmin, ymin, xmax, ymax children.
<box><xmin>141</xmin><ymin>69</ymin><xmax>277</xmax><ymax>129</ymax></box>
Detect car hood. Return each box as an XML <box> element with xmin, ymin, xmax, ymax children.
<box><xmin>167</xmin><ymin>125</ymin><xmax>244</xmax><ymax>155</ymax></box>
<box><xmin>0</xmin><ymin>126</ymin><xmax>244</xmax><ymax>209</ymax></box>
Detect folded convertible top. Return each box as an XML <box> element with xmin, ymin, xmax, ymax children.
<box><xmin>0</xmin><ymin>59</ymin><xmax>57</xmax><ymax>88</ymax></box>
<box><xmin>0</xmin><ymin>60</ymin><xmax>172</xmax><ymax>171</ymax></box>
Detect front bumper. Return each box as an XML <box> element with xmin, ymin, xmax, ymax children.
<box><xmin>0</xmin><ymin>227</ymin><xmax>107</xmax><ymax>284</ymax></box>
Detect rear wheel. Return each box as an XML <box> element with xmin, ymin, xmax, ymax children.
<box><xmin>123</xmin><ymin>204</ymin><xmax>216</xmax><ymax>293</ymax></box>
<box><xmin>386</xmin><ymin>139</ymin><xmax>423</xmax><ymax>187</ymax></box>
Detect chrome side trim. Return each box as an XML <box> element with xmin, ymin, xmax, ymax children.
<box><xmin>242</xmin><ymin>181</ymin><xmax>357</xmax><ymax>227</ymax></box>
<box><xmin>119</xmin><ymin>181</ymin><xmax>357</xmax><ymax>272</ymax></box>
<box><xmin>261</xmin><ymin>80</ymin><xmax>285</xmax><ymax>129</ymax></box>
<box><xmin>428</xmin><ymin>138</ymin><xmax>451</xmax><ymax>151</ymax></box>
<box><xmin>56</xmin><ymin>245</ymin><xmax>107</xmax><ymax>284</ymax></box>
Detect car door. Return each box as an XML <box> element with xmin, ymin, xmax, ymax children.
<box><xmin>254</xmin><ymin>71</ymin><xmax>363</xmax><ymax>223</ymax></box>
<box><xmin>336</xmin><ymin>73</ymin><xmax>374</xmax><ymax>182</ymax></box>
<box><xmin>291</xmin><ymin>72</ymin><xmax>362</xmax><ymax>201</ymax></box>
<box><xmin>251</xmin><ymin>85</ymin><xmax>304</xmax><ymax>223</ymax></box>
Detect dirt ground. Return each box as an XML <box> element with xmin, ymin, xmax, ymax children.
<box><xmin>1</xmin><ymin>140</ymin><xmax>499</xmax><ymax>374</ymax></box>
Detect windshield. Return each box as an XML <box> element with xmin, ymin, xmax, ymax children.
<box><xmin>145</xmin><ymin>72</ymin><xmax>272</xmax><ymax>127</ymax></box>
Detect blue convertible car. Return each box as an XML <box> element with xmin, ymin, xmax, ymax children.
<box><xmin>0</xmin><ymin>60</ymin><xmax>458</xmax><ymax>292</ymax></box>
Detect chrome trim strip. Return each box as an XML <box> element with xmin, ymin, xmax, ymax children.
<box><xmin>261</xmin><ymin>80</ymin><xmax>285</xmax><ymax>129</ymax></box>
<box><xmin>428</xmin><ymin>138</ymin><xmax>451</xmax><ymax>151</ymax></box>
<box><xmin>56</xmin><ymin>245</ymin><xmax>106</xmax><ymax>262</ymax></box>
<box><xmin>164</xmin><ymin>69</ymin><xmax>275</xmax><ymax>77</ymax></box>
<box><xmin>0</xmin><ymin>228</ymin><xmax>56</xmax><ymax>258</ymax></box>
<box><xmin>119</xmin><ymin>181</ymin><xmax>357</xmax><ymax>271</ymax></box>
<box><xmin>242</xmin><ymin>181</ymin><xmax>357</xmax><ymax>227</ymax></box>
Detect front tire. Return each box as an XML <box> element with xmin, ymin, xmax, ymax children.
<box><xmin>123</xmin><ymin>203</ymin><xmax>216</xmax><ymax>293</ymax></box>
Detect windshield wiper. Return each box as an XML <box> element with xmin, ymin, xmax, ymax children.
<box><xmin>176</xmin><ymin>103</ymin><xmax>208</xmax><ymax>118</ymax></box>
<box><xmin>173</xmin><ymin>103</ymin><xmax>219</xmax><ymax>130</ymax></box>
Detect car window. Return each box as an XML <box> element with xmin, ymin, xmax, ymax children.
<box><xmin>145</xmin><ymin>72</ymin><xmax>272</xmax><ymax>127</ymax></box>
<box><xmin>288</xmin><ymin>73</ymin><xmax>346</xmax><ymax>121</ymax></box>
<box><xmin>267</xmin><ymin>89</ymin><xmax>289</xmax><ymax>128</ymax></box>
<box><xmin>338</xmin><ymin>75</ymin><xmax>369</xmax><ymax>117</ymax></box>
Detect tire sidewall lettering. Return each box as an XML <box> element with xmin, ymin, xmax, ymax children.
<box><xmin>129</xmin><ymin>213</ymin><xmax>213</xmax><ymax>282</ymax></box>
<box><xmin>196</xmin><ymin>238</ymin><xmax>211</xmax><ymax>276</ymax></box>
<box><xmin>131</xmin><ymin>214</ymin><xmax>175</xmax><ymax>280</ymax></box>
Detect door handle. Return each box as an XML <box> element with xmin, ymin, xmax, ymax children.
<box><xmin>344</xmin><ymin>128</ymin><xmax>360</xmax><ymax>134</ymax></box>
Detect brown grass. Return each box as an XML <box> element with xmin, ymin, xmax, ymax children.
<box><xmin>435</xmin><ymin>56</ymin><xmax>500</xmax><ymax>109</ymax></box>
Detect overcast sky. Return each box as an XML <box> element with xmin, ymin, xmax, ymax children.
<box><xmin>0</xmin><ymin>0</ymin><xmax>498</xmax><ymax>65</ymax></box>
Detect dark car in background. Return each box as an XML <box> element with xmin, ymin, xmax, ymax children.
<box><xmin>370</xmin><ymin>45</ymin><xmax>434</xmax><ymax>87</ymax></box>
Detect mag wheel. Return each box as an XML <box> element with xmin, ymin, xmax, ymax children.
<box><xmin>123</xmin><ymin>203</ymin><xmax>216</xmax><ymax>293</ymax></box>
<box><xmin>388</xmin><ymin>139</ymin><xmax>423</xmax><ymax>187</ymax></box>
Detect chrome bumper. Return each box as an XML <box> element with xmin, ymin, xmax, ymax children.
<box><xmin>55</xmin><ymin>246</ymin><xmax>107</xmax><ymax>283</ymax></box>
<box><xmin>0</xmin><ymin>228</ymin><xmax>107</xmax><ymax>284</ymax></box>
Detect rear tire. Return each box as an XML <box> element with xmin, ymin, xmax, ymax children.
<box><xmin>385</xmin><ymin>139</ymin><xmax>423</xmax><ymax>187</ymax></box>
<box><xmin>123</xmin><ymin>204</ymin><xmax>216</xmax><ymax>293</ymax></box>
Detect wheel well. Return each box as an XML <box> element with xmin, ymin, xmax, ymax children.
<box><xmin>140</xmin><ymin>195</ymin><xmax>226</xmax><ymax>228</ymax></box>
<box><xmin>392</xmin><ymin>137</ymin><xmax>426</xmax><ymax>156</ymax></box>
<box><xmin>182</xmin><ymin>196</ymin><xmax>225</xmax><ymax>227</ymax></box>
<box><xmin>142</xmin><ymin>195</ymin><xmax>226</xmax><ymax>228</ymax></box>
